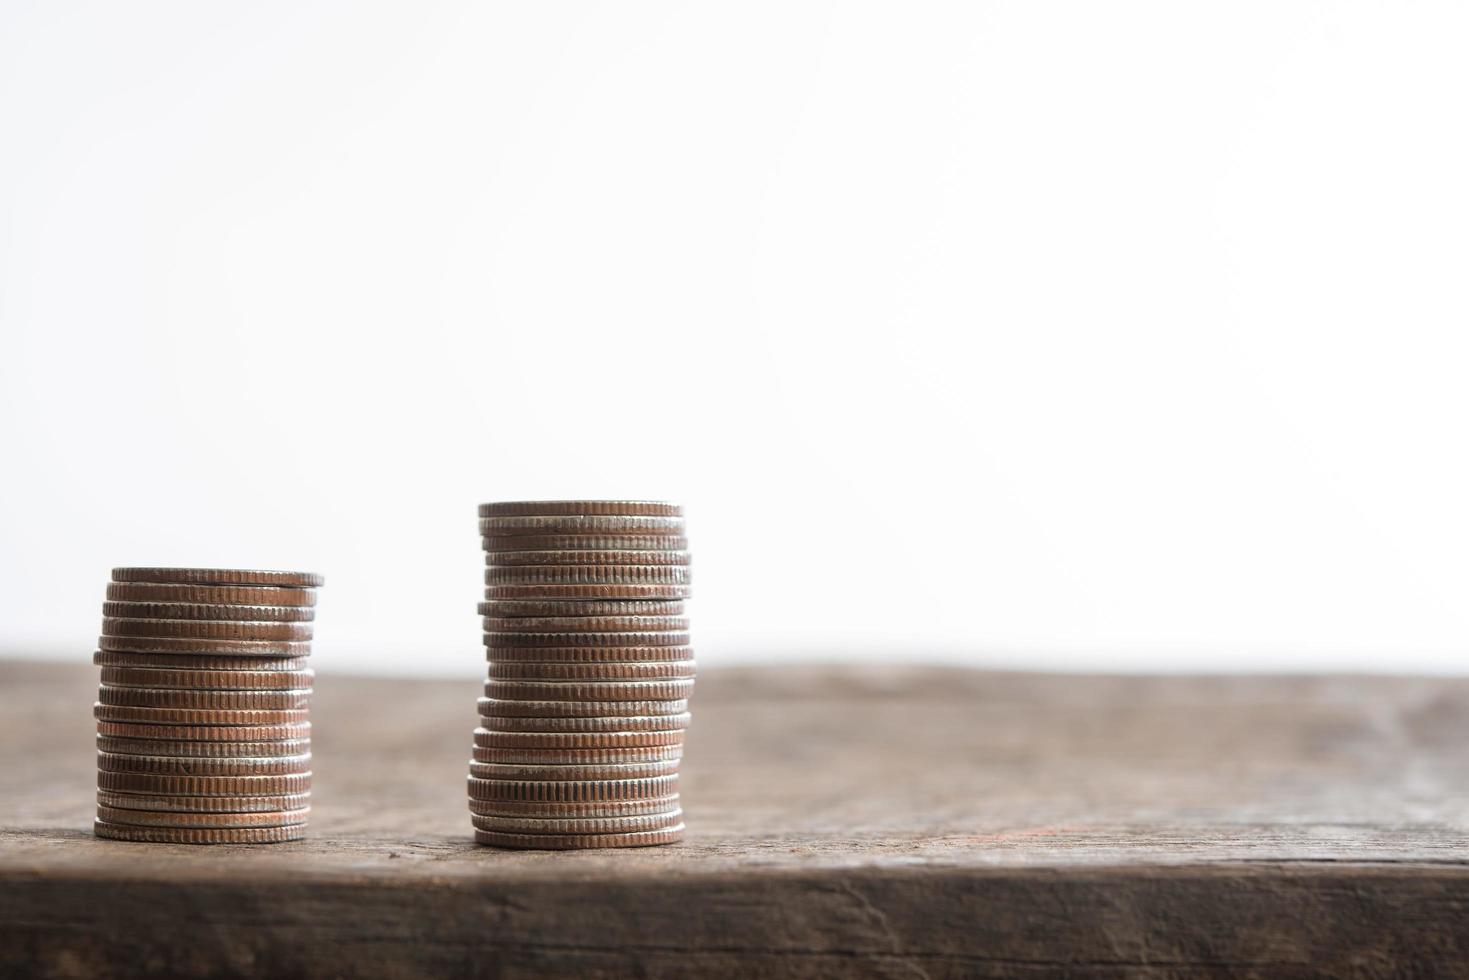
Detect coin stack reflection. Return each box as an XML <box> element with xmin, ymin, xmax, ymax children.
<box><xmin>470</xmin><ymin>501</ymin><xmax>693</xmax><ymax>848</ymax></box>
<box><xmin>93</xmin><ymin>568</ymin><xmax>323</xmax><ymax>844</ymax></box>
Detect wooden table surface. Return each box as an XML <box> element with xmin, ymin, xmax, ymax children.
<box><xmin>2</xmin><ymin>659</ymin><xmax>1467</xmax><ymax>978</ymax></box>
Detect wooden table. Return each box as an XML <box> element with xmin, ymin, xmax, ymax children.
<box><xmin>2</xmin><ymin>659</ymin><xmax>1467</xmax><ymax>978</ymax></box>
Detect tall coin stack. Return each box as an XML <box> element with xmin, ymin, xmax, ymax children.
<box><xmin>470</xmin><ymin>501</ymin><xmax>693</xmax><ymax>849</ymax></box>
<box><xmin>92</xmin><ymin>567</ymin><xmax>323</xmax><ymax>844</ymax></box>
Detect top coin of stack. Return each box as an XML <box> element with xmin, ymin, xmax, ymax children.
<box><xmin>472</xmin><ymin>501</ymin><xmax>693</xmax><ymax>849</ymax></box>
<box><xmin>93</xmin><ymin>567</ymin><xmax>324</xmax><ymax>844</ymax></box>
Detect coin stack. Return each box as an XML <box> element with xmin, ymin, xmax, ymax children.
<box><xmin>470</xmin><ymin>501</ymin><xmax>693</xmax><ymax>849</ymax></box>
<box><xmin>92</xmin><ymin>567</ymin><xmax>323</xmax><ymax>844</ymax></box>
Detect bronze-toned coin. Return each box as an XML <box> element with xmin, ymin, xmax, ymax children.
<box><xmin>473</xmin><ymin>825</ymin><xmax>683</xmax><ymax>849</ymax></box>
<box><xmin>106</xmin><ymin>582</ymin><xmax>316</xmax><ymax>606</ymax></box>
<box><xmin>94</xmin><ymin>720</ymin><xmax>311</xmax><ymax>741</ymax></box>
<box><xmin>483</xmin><ymin>631</ymin><xmax>690</xmax><ymax>648</ymax></box>
<box><xmin>98</xmin><ymin>636</ymin><xmax>313</xmax><ymax>656</ymax></box>
<box><xmin>487</xmin><ymin>550</ymin><xmax>690</xmax><ymax>567</ymax></box>
<box><xmin>97</xmin><ymin>735</ymin><xmax>311</xmax><ymax>758</ymax></box>
<box><xmin>102</xmin><ymin>601</ymin><xmax>316</xmax><ymax>622</ymax></box>
<box><xmin>466</xmin><ymin>774</ymin><xmax>677</xmax><ymax>802</ymax></box>
<box><xmin>94</xmin><ymin>819</ymin><xmax>306</xmax><ymax>844</ymax></box>
<box><xmin>473</xmin><ymin>727</ymin><xmax>684</xmax><ymax>749</ymax></box>
<box><xmin>93</xmin><ymin>650</ymin><xmax>309</xmax><ymax>671</ymax></box>
<box><xmin>478</xmin><ymin>599</ymin><xmax>686</xmax><ymax>618</ymax></box>
<box><xmin>98</xmin><ymin>771</ymin><xmax>311</xmax><ymax>796</ymax></box>
<box><xmin>486</xmin><ymin>661</ymin><xmax>695</xmax><ymax>681</ymax></box>
<box><xmin>484</xmin><ymin>645</ymin><xmax>694</xmax><ymax>663</ymax></box>
<box><xmin>101</xmin><ymin>618</ymin><xmax>313</xmax><ymax>641</ymax></box>
<box><xmin>96</xmin><ymin>687</ymin><xmax>311</xmax><ymax>710</ymax></box>
<box><xmin>111</xmin><ymin>568</ymin><xmax>324</xmax><ymax>588</ymax></box>
<box><xmin>478</xmin><ymin>515</ymin><xmax>684</xmax><ymax>537</ymax></box>
<box><xmin>97</xmin><ymin>752</ymin><xmax>312</xmax><ymax>776</ymax></box>
<box><xmin>99</xmin><ymin>667</ymin><xmax>315</xmax><ymax>690</ymax></box>
<box><xmin>94</xmin><ymin>704</ymin><xmax>310</xmax><ymax>726</ymax></box>
<box><xmin>484</xmin><ymin>584</ymin><xmax>691</xmax><ymax>600</ymax></box>
<box><xmin>481</xmin><ymin>615</ymin><xmax>688</xmax><ymax>633</ymax></box>
<box><xmin>482</xmin><ymin>534</ymin><xmax>689</xmax><ymax>553</ymax></box>
<box><xmin>468</xmin><ymin>759</ymin><xmax>680</xmax><ymax>780</ymax></box>
<box><xmin>95</xmin><ymin>805</ymin><xmax>309</xmax><ymax>829</ymax></box>
<box><xmin>477</xmin><ymin>712</ymin><xmax>690</xmax><ymax>733</ymax></box>
<box><xmin>485</xmin><ymin>565</ymin><xmax>691</xmax><ymax>586</ymax></box>
<box><xmin>471</xmin><ymin>744</ymin><xmax>681</xmax><ymax>764</ymax></box>
<box><xmin>468</xmin><ymin>795</ymin><xmax>680</xmax><ymax>818</ymax></box>
<box><xmin>482</xmin><ymin>679</ymin><xmax>694</xmax><ymax>703</ymax></box>
<box><xmin>470</xmin><ymin>809</ymin><xmax>683</xmax><ymax>834</ymax></box>
<box><xmin>477</xmin><ymin>697</ymin><xmax>688</xmax><ymax>718</ymax></box>
<box><xmin>97</xmin><ymin>790</ymin><xmax>310</xmax><ymax>813</ymax></box>
<box><xmin>478</xmin><ymin>501</ymin><xmax>683</xmax><ymax>518</ymax></box>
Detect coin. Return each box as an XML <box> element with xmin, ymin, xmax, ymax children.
<box><xmin>94</xmin><ymin>720</ymin><xmax>311</xmax><ymax>741</ymax></box>
<box><xmin>478</xmin><ymin>501</ymin><xmax>683</xmax><ymax>518</ymax></box>
<box><xmin>95</xmin><ymin>805</ymin><xmax>310</xmax><ymax>828</ymax></box>
<box><xmin>96</xmin><ymin>688</ymin><xmax>312</xmax><ymax>710</ymax></box>
<box><xmin>483</xmin><ymin>645</ymin><xmax>694</xmax><ymax>663</ymax></box>
<box><xmin>483</xmin><ymin>631</ymin><xmax>690</xmax><ymax>648</ymax></box>
<box><xmin>472</xmin><ymin>727</ymin><xmax>684</xmax><ymax>749</ymax></box>
<box><xmin>478</xmin><ymin>599</ymin><xmax>686</xmax><ymax>618</ymax></box>
<box><xmin>97</xmin><ymin>790</ymin><xmax>310</xmax><ymax>813</ymax></box>
<box><xmin>94</xmin><ymin>819</ymin><xmax>306</xmax><ymax>844</ymax></box>
<box><xmin>97</xmin><ymin>771</ymin><xmax>312</xmax><ymax>796</ymax></box>
<box><xmin>470</xmin><ymin>809</ymin><xmax>683</xmax><ymax>834</ymax></box>
<box><xmin>94</xmin><ymin>704</ymin><xmax>311</xmax><ymax>726</ymax></box>
<box><xmin>485</xmin><ymin>565</ymin><xmax>691</xmax><ymax>586</ymax></box>
<box><xmin>471</xmin><ymin>744</ymin><xmax>681</xmax><ymax>764</ymax></box>
<box><xmin>97</xmin><ymin>752</ymin><xmax>312</xmax><ymax>776</ymax></box>
<box><xmin>467</xmin><ymin>795</ymin><xmax>681</xmax><ymax>818</ymax></box>
<box><xmin>482</xmin><ymin>679</ymin><xmax>694</xmax><ymax>702</ymax></box>
<box><xmin>477</xmin><ymin>712</ymin><xmax>690</xmax><ymax>733</ymax></box>
<box><xmin>487</xmin><ymin>550</ymin><xmax>690</xmax><ymax>567</ymax></box>
<box><xmin>485</xmin><ymin>661</ymin><xmax>696</xmax><ymax>681</ymax></box>
<box><xmin>97</xmin><ymin>735</ymin><xmax>311</xmax><ymax>758</ymax></box>
<box><xmin>102</xmin><ymin>601</ymin><xmax>316</xmax><ymax>622</ymax></box>
<box><xmin>93</xmin><ymin>650</ymin><xmax>309</xmax><ymax>671</ymax></box>
<box><xmin>468</xmin><ymin>759</ymin><xmax>680</xmax><ymax>780</ymax></box>
<box><xmin>482</xmin><ymin>535</ymin><xmax>689</xmax><ymax>553</ymax></box>
<box><xmin>101</xmin><ymin>618</ymin><xmax>313</xmax><ymax>641</ymax></box>
<box><xmin>465</xmin><ymin>774</ymin><xmax>678</xmax><ymax>801</ymax></box>
<box><xmin>484</xmin><ymin>568</ymin><xmax>692</xmax><ymax>589</ymax></box>
<box><xmin>106</xmin><ymin>583</ymin><xmax>316</xmax><ymax>606</ymax></box>
<box><xmin>98</xmin><ymin>636</ymin><xmax>313</xmax><ymax>656</ymax></box>
<box><xmin>111</xmin><ymin>568</ymin><xmax>324</xmax><ymax>588</ymax></box>
<box><xmin>99</xmin><ymin>667</ymin><xmax>315</xmax><ymax>690</ymax></box>
<box><xmin>481</xmin><ymin>615</ymin><xmax>689</xmax><ymax>633</ymax></box>
<box><xmin>473</xmin><ymin>825</ymin><xmax>684</xmax><ymax>849</ymax></box>
<box><xmin>478</xmin><ymin>515</ymin><xmax>684</xmax><ymax>536</ymax></box>
<box><xmin>484</xmin><ymin>584</ymin><xmax>691</xmax><ymax>599</ymax></box>
<box><xmin>477</xmin><ymin>697</ymin><xmax>688</xmax><ymax>717</ymax></box>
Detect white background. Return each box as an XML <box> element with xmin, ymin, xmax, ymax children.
<box><xmin>2</xmin><ymin>1</ymin><xmax>1466</xmax><ymax>676</ymax></box>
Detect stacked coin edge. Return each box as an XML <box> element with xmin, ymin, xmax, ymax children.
<box><xmin>471</xmin><ymin>500</ymin><xmax>692</xmax><ymax>848</ymax></box>
<box><xmin>93</xmin><ymin>567</ymin><xmax>323</xmax><ymax>844</ymax></box>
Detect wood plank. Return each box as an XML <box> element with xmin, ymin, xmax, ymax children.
<box><xmin>3</xmin><ymin>659</ymin><xmax>1468</xmax><ymax>978</ymax></box>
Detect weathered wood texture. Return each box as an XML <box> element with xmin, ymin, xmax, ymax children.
<box><xmin>2</xmin><ymin>659</ymin><xmax>1468</xmax><ymax>978</ymax></box>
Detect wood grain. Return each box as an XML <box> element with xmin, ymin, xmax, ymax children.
<box><xmin>2</xmin><ymin>659</ymin><xmax>1468</xmax><ymax>978</ymax></box>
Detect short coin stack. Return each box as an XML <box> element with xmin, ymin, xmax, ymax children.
<box><xmin>471</xmin><ymin>501</ymin><xmax>693</xmax><ymax>849</ymax></box>
<box><xmin>92</xmin><ymin>567</ymin><xmax>323</xmax><ymax>844</ymax></box>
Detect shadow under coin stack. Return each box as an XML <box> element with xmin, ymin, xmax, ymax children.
<box><xmin>92</xmin><ymin>567</ymin><xmax>323</xmax><ymax>844</ymax></box>
<box><xmin>471</xmin><ymin>501</ymin><xmax>693</xmax><ymax>849</ymax></box>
